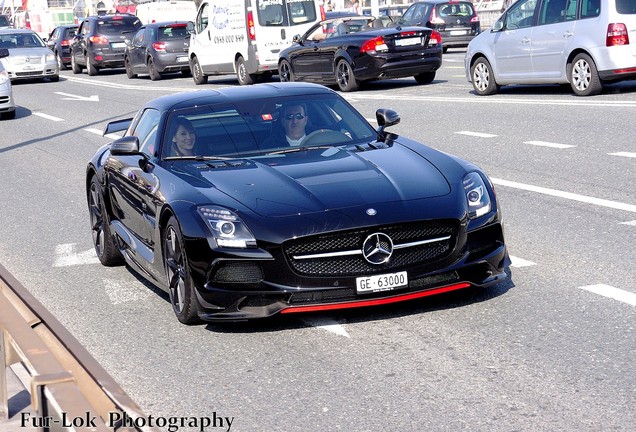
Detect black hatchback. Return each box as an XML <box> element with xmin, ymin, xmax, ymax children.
<box><xmin>124</xmin><ymin>21</ymin><xmax>190</xmax><ymax>81</ymax></box>
<box><xmin>70</xmin><ymin>13</ymin><xmax>141</xmax><ymax>76</ymax></box>
<box><xmin>46</xmin><ymin>25</ymin><xmax>78</xmax><ymax>70</ymax></box>
<box><xmin>397</xmin><ymin>0</ymin><xmax>480</xmax><ymax>52</ymax></box>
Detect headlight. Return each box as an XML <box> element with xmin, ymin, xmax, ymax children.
<box><xmin>0</xmin><ymin>70</ymin><xmax>8</xmax><ymax>84</ymax></box>
<box><xmin>46</xmin><ymin>53</ymin><xmax>56</xmax><ymax>62</ymax></box>
<box><xmin>463</xmin><ymin>172</ymin><xmax>491</xmax><ymax>219</ymax></box>
<box><xmin>198</xmin><ymin>205</ymin><xmax>257</xmax><ymax>248</ymax></box>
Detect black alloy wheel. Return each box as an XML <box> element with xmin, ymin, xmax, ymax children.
<box><xmin>278</xmin><ymin>59</ymin><xmax>294</xmax><ymax>82</ymax></box>
<box><xmin>335</xmin><ymin>59</ymin><xmax>359</xmax><ymax>92</ymax></box>
<box><xmin>88</xmin><ymin>177</ymin><xmax>124</xmax><ymax>266</ymax></box>
<box><xmin>163</xmin><ymin>216</ymin><xmax>202</xmax><ymax>324</ymax></box>
<box><xmin>125</xmin><ymin>55</ymin><xmax>137</xmax><ymax>79</ymax></box>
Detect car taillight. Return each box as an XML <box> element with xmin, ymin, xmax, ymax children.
<box><xmin>320</xmin><ymin>4</ymin><xmax>326</xmax><ymax>21</ymax></box>
<box><xmin>61</xmin><ymin>39</ymin><xmax>70</xmax><ymax>46</ymax></box>
<box><xmin>153</xmin><ymin>41</ymin><xmax>166</xmax><ymax>53</ymax></box>
<box><xmin>89</xmin><ymin>35</ymin><xmax>109</xmax><ymax>45</ymax></box>
<box><xmin>429</xmin><ymin>30</ymin><xmax>442</xmax><ymax>46</ymax></box>
<box><xmin>360</xmin><ymin>36</ymin><xmax>388</xmax><ymax>54</ymax></box>
<box><xmin>607</xmin><ymin>23</ymin><xmax>629</xmax><ymax>46</ymax></box>
<box><xmin>430</xmin><ymin>8</ymin><xmax>445</xmax><ymax>25</ymax></box>
<box><xmin>470</xmin><ymin>16</ymin><xmax>480</xmax><ymax>23</ymax></box>
<box><xmin>247</xmin><ymin>11</ymin><xmax>256</xmax><ymax>41</ymax></box>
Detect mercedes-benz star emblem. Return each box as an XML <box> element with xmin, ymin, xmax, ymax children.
<box><xmin>366</xmin><ymin>208</ymin><xmax>377</xmax><ymax>216</ymax></box>
<box><xmin>362</xmin><ymin>233</ymin><xmax>394</xmax><ymax>265</ymax></box>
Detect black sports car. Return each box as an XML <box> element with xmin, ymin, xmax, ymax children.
<box><xmin>86</xmin><ymin>83</ymin><xmax>509</xmax><ymax>324</ymax></box>
<box><xmin>278</xmin><ymin>16</ymin><xmax>442</xmax><ymax>91</ymax></box>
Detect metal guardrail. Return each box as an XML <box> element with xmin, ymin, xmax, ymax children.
<box><xmin>0</xmin><ymin>262</ymin><xmax>156</xmax><ymax>431</ymax></box>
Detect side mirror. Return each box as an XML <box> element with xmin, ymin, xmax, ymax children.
<box><xmin>186</xmin><ymin>21</ymin><xmax>195</xmax><ymax>34</ymax></box>
<box><xmin>110</xmin><ymin>136</ymin><xmax>140</xmax><ymax>156</ymax></box>
<box><xmin>293</xmin><ymin>34</ymin><xmax>302</xmax><ymax>44</ymax></box>
<box><xmin>0</xmin><ymin>48</ymin><xmax>8</xmax><ymax>58</ymax></box>
<box><xmin>376</xmin><ymin>108</ymin><xmax>400</xmax><ymax>131</ymax></box>
<box><xmin>492</xmin><ymin>19</ymin><xmax>504</xmax><ymax>32</ymax></box>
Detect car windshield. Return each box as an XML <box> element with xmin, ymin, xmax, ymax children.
<box><xmin>0</xmin><ymin>33</ymin><xmax>45</xmax><ymax>48</ymax></box>
<box><xmin>162</xmin><ymin>94</ymin><xmax>377</xmax><ymax>159</ymax></box>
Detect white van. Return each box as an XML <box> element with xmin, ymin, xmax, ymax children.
<box><xmin>187</xmin><ymin>0</ymin><xmax>324</xmax><ymax>85</ymax></box>
<box><xmin>135</xmin><ymin>0</ymin><xmax>197</xmax><ymax>25</ymax></box>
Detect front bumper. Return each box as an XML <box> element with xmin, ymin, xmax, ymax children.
<box><xmin>7</xmin><ymin>63</ymin><xmax>58</xmax><ymax>80</ymax></box>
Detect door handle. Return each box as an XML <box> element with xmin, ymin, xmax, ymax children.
<box><xmin>563</xmin><ymin>31</ymin><xmax>573</xmax><ymax>38</ymax></box>
<box><xmin>522</xmin><ymin>37</ymin><xmax>530</xmax><ymax>44</ymax></box>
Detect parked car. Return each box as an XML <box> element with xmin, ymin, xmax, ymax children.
<box><xmin>124</xmin><ymin>21</ymin><xmax>190</xmax><ymax>81</ymax></box>
<box><xmin>0</xmin><ymin>28</ymin><xmax>59</xmax><ymax>82</ymax></box>
<box><xmin>46</xmin><ymin>24</ymin><xmax>78</xmax><ymax>70</ymax></box>
<box><xmin>86</xmin><ymin>82</ymin><xmax>509</xmax><ymax>324</ymax></box>
<box><xmin>0</xmin><ymin>14</ymin><xmax>11</xmax><ymax>29</ymax></box>
<box><xmin>278</xmin><ymin>15</ymin><xmax>442</xmax><ymax>91</ymax></box>
<box><xmin>0</xmin><ymin>48</ymin><xmax>16</xmax><ymax>119</ymax></box>
<box><xmin>70</xmin><ymin>13</ymin><xmax>142</xmax><ymax>76</ymax></box>
<box><xmin>395</xmin><ymin>0</ymin><xmax>480</xmax><ymax>52</ymax></box>
<box><xmin>465</xmin><ymin>0</ymin><xmax>636</xmax><ymax>96</ymax></box>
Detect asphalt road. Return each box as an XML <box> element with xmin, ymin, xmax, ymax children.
<box><xmin>1</xmin><ymin>50</ymin><xmax>635</xmax><ymax>431</ymax></box>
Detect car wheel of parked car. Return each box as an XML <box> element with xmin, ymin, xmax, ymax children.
<box><xmin>56</xmin><ymin>52</ymin><xmax>66</xmax><ymax>70</ymax></box>
<box><xmin>190</xmin><ymin>56</ymin><xmax>208</xmax><ymax>85</ymax></box>
<box><xmin>164</xmin><ymin>216</ymin><xmax>202</xmax><ymax>325</ymax></box>
<box><xmin>71</xmin><ymin>55</ymin><xmax>82</xmax><ymax>74</ymax></box>
<box><xmin>471</xmin><ymin>57</ymin><xmax>499</xmax><ymax>96</ymax></box>
<box><xmin>335</xmin><ymin>59</ymin><xmax>359</xmax><ymax>92</ymax></box>
<box><xmin>279</xmin><ymin>59</ymin><xmax>294</xmax><ymax>82</ymax></box>
<box><xmin>88</xmin><ymin>176</ymin><xmax>124</xmax><ymax>266</ymax></box>
<box><xmin>414</xmin><ymin>71</ymin><xmax>436</xmax><ymax>84</ymax></box>
<box><xmin>236</xmin><ymin>56</ymin><xmax>256</xmax><ymax>86</ymax></box>
<box><xmin>147</xmin><ymin>58</ymin><xmax>162</xmax><ymax>81</ymax></box>
<box><xmin>87</xmin><ymin>57</ymin><xmax>99</xmax><ymax>76</ymax></box>
<box><xmin>569</xmin><ymin>53</ymin><xmax>602</xmax><ymax>97</ymax></box>
<box><xmin>125</xmin><ymin>56</ymin><xmax>137</xmax><ymax>79</ymax></box>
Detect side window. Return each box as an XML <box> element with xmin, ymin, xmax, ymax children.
<box><xmin>506</xmin><ymin>0</ymin><xmax>538</xmax><ymax>29</ymax></box>
<box><xmin>196</xmin><ymin>3</ymin><xmax>209</xmax><ymax>33</ymax></box>
<box><xmin>401</xmin><ymin>4</ymin><xmax>417</xmax><ymax>22</ymax></box>
<box><xmin>538</xmin><ymin>0</ymin><xmax>567</xmax><ymax>25</ymax></box>
<box><xmin>132</xmin><ymin>108</ymin><xmax>161</xmax><ymax>157</ymax></box>
<box><xmin>564</xmin><ymin>0</ymin><xmax>579</xmax><ymax>20</ymax></box>
<box><xmin>287</xmin><ymin>1</ymin><xmax>317</xmax><ymax>25</ymax></box>
<box><xmin>257</xmin><ymin>2</ymin><xmax>285</xmax><ymax>26</ymax></box>
<box><xmin>581</xmin><ymin>0</ymin><xmax>600</xmax><ymax>17</ymax></box>
<box><xmin>133</xmin><ymin>28</ymin><xmax>145</xmax><ymax>45</ymax></box>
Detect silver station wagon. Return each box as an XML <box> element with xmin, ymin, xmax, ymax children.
<box><xmin>465</xmin><ymin>0</ymin><xmax>636</xmax><ymax>96</ymax></box>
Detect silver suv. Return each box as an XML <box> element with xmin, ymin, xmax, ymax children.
<box><xmin>465</xmin><ymin>0</ymin><xmax>636</xmax><ymax>96</ymax></box>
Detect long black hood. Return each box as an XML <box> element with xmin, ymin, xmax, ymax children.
<box><xmin>183</xmin><ymin>144</ymin><xmax>452</xmax><ymax>217</ymax></box>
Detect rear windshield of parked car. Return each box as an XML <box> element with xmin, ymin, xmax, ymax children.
<box><xmin>97</xmin><ymin>19</ymin><xmax>141</xmax><ymax>35</ymax></box>
<box><xmin>158</xmin><ymin>24</ymin><xmax>189</xmax><ymax>41</ymax></box>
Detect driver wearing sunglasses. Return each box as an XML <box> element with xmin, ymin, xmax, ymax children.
<box><xmin>281</xmin><ymin>104</ymin><xmax>309</xmax><ymax>146</ymax></box>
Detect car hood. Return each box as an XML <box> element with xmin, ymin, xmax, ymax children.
<box><xmin>182</xmin><ymin>143</ymin><xmax>452</xmax><ymax>217</ymax></box>
<box><xmin>6</xmin><ymin>47</ymin><xmax>52</xmax><ymax>58</ymax></box>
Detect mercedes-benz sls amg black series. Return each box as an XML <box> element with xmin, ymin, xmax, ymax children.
<box><xmin>86</xmin><ymin>82</ymin><xmax>509</xmax><ymax>324</ymax></box>
<box><xmin>278</xmin><ymin>15</ymin><xmax>442</xmax><ymax>91</ymax></box>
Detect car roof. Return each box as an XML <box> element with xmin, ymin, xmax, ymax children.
<box><xmin>86</xmin><ymin>13</ymin><xmax>139</xmax><ymax>21</ymax></box>
<box><xmin>411</xmin><ymin>0</ymin><xmax>473</xmax><ymax>4</ymax></box>
<box><xmin>145</xmin><ymin>83</ymin><xmax>337</xmax><ymax>112</ymax></box>
<box><xmin>143</xmin><ymin>21</ymin><xmax>189</xmax><ymax>28</ymax></box>
<box><xmin>0</xmin><ymin>28</ymin><xmax>38</xmax><ymax>35</ymax></box>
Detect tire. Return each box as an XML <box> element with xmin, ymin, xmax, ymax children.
<box><xmin>163</xmin><ymin>216</ymin><xmax>202</xmax><ymax>324</ymax></box>
<box><xmin>278</xmin><ymin>59</ymin><xmax>294</xmax><ymax>82</ymax></box>
<box><xmin>335</xmin><ymin>59</ymin><xmax>359</xmax><ymax>92</ymax></box>
<box><xmin>569</xmin><ymin>53</ymin><xmax>602</xmax><ymax>96</ymax></box>
<box><xmin>147</xmin><ymin>57</ymin><xmax>162</xmax><ymax>81</ymax></box>
<box><xmin>470</xmin><ymin>57</ymin><xmax>499</xmax><ymax>96</ymax></box>
<box><xmin>1</xmin><ymin>110</ymin><xmax>16</xmax><ymax>120</ymax></box>
<box><xmin>71</xmin><ymin>54</ymin><xmax>82</xmax><ymax>74</ymax></box>
<box><xmin>414</xmin><ymin>71</ymin><xmax>436</xmax><ymax>84</ymax></box>
<box><xmin>125</xmin><ymin>55</ymin><xmax>137</xmax><ymax>79</ymax></box>
<box><xmin>236</xmin><ymin>56</ymin><xmax>256</xmax><ymax>85</ymax></box>
<box><xmin>190</xmin><ymin>56</ymin><xmax>208</xmax><ymax>85</ymax></box>
<box><xmin>56</xmin><ymin>51</ymin><xmax>67</xmax><ymax>70</ymax></box>
<box><xmin>88</xmin><ymin>176</ymin><xmax>124</xmax><ymax>266</ymax></box>
<box><xmin>87</xmin><ymin>57</ymin><xmax>99</xmax><ymax>76</ymax></box>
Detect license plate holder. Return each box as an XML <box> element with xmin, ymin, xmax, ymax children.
<box><xmin>356</xmin><ymin>271</ymin><xmax>408</xmax><ymax>294</ymax></box>
<box><xmin>395</xmin><ymin>37</ymin><xmax>421</xmax><ymax>47</ymax></box>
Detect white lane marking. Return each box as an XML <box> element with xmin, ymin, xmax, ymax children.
<box><xmin>620</xmin><ymin>220</ymin><xmax>636</xmax><ymax>226</ymax></box>
<box><xmin>53</xmin><ymin>243</ymin><xmax>100</xmax><ymax>267</ymax></box>
<box><xmin>455</xmin><ymin>131</ymin><xmax>498</xmax><ymax>138</ymax></box>
<box><xmin>524</xmin><ymin>140</ymin><xmax>576</xmax><ymax>149</ymax></box>
<box><xmin>579</xmin><ymin>284</ymin><xmax>636</xmax><ymax>307</ymax></box>
<box><xmin>609</xmin><ymin>152</ymin><xmax>636</xmax><ymax>158</ymax></box>
<box><xmin>509</xmin><ymin>256</ymin><xmax>536</xmax><ymax>268</ymax></box>
<box><xmin>64</xmin><ymin>75</ymin><xmax>192</xmax><ymax>92</ymax></box>
<box><xmin>104</xmin><ymin>278</ymin><xmax>150</xmax><ymax>305</ymax></box>
<box><xmin>33</xmin><ymin>112</ymin><xmax>64</xmax><ymax>122</ymax></box>
<box><xmin>301</xmin><ymin>317</ymin><xmax>350</xmax><ymax>338</ymax></box>
<box><xmin>84</xmin><ymin>128</ymin><xmax>122</xmax><ymax>140</ymax></box>
<box><xmin>54</xmin><ymin>92</ymin><xmax>99</xmax><ymax>102</ymax></box>
<box><xmin>491</xmin><ymin>178</ymin><xmax>636</xmax><ymax>213</ymax></box>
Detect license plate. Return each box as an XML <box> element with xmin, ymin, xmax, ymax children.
<box><xmin>176</xmin><ymin>56</ymin><xmax>188</xmax><ymax>63</ymax></box>
<box><xmin>356</xmin><ymin>271</ymin><xmax>408</xmax><ymax>293</ymax></box>
<box><xmin>111</xmin><ymin>42</ymin><xmax>126</xmax><ymax>49</ymax></box>
<box><xmin>395</xmin><ymin>37</ymin><xmax>421</xmax><ymax>47</ymax></box>
<box><xmin>450</xmin><ymin>30</ymin><xmax>467</xmax><ymax>36</ymax></box>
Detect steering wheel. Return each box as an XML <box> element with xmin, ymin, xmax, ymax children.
<box><xmin>301</xmin><ymin>129</ymin><xmax>352</xmax><ymax>146</ymax></box>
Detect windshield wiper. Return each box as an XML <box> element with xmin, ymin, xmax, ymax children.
<box><xmin>266</xmin><ymin>146</ymin><xmax>336</xmax><ymax>155</ymax></box>
<box><xmin>164</xmin><ymin>155</ymin><xmax>233</xmax><ymax>161</ymax></box>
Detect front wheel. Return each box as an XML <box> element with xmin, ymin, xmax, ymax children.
<box><xmin>470</xmin><ymin>57</ymin><xmax>499</xmax><ymax>96</ymax></box>
<box><xmin>335</xmin><ymin>59</ymin><xmax>359</xmax><ymax>92</ymax></box>
<box><xmin>88</xmin><ymin>176</ymin><xmax>124</xmax><ymax>266</ymax></box>
<box><xmin>163</xmin><ymin>216</ymin><xmax>202</xmax><ymax>324</ymax></box>
<box><xmin>279</xmin><ymin>59</ymin><xmax>294</xmax><ymax>82</ymax></box>
<box><xmin>236</xmin><ymin>56</ymin><xmax>256</xmax><ymax>85</ymax></box>
<box><xmin>190</xmin><ymin>56</ymin><xmax>208</xmax><ymax>85</ymax></box>
<box><xmin>569</xmin><ymin>53</ymin><xmax>602</xmax><ymax>96</ymax></box>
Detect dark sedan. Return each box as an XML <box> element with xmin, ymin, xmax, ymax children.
<box><xmin>86</xmin><ymin>83</ymin><xmax>509</xmax><ymax>324</ymax></box>
<box><xmin>46</xmin><ymin>24</ymin><xmax>78</xmax><ymax>70</ymax></box>
<box><xmin>278</xmin><ymin>16</ymin><xmax>442</xmax><ymax>91</ymax></box>
<box><xmin>124</xmin><ymin>21</ymin><xmax>190</xmax><ymax>81</ymax></box>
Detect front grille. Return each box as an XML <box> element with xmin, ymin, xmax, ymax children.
<box><xmin>284</xmin><ymin>220</ymin><xmax>458</xmax><ymax>277</ymax></box>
